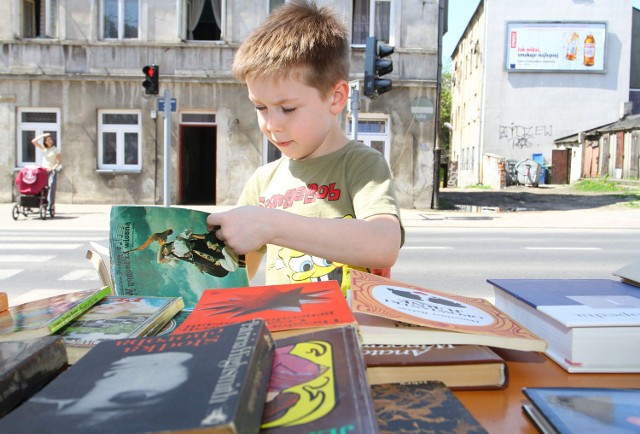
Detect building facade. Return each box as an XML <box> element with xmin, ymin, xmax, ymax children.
<box><xmin>449</xmin><ymin>0</ymin><xmax>633</xmax><ymax>188</ymax></box>
<box><xmin>1</xmin><ymin>0</ymin><xmax>445</xmax><ymax>208</ymax></box>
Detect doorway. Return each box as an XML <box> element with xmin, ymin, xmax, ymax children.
<box><xmin>178</xmin><ymin>125</ymin><xmax>217</xmax><ymax>205</ymax></box>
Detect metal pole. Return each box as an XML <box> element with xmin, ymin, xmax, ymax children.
<box><xmin>163</xmin><ymin>89</ymin><xmax>171</xmax><ymax>207</ymax></box>
<box><xmin>351</xmin><ymin>86</ymin><xmax>359</xmax><ymax>141</ymax></box>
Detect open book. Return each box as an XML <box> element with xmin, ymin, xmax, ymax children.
<box><xmin>109</xmin><ymin>206</ymin><xmax>249</xmax><ymax>308</ymax></box>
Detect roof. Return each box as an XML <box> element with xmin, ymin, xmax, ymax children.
<box><xmin>554</xmin><ymin>115</ymin><xmax>640</xmax><ymax>145</ymax></box>
<box><xmin>595</xmin><ymin>114</ymin><xmax>640</xmax><ymax>133</ymax></box>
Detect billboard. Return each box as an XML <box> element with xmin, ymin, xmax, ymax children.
<box><xmin>505</xmin><ymin>22</ymin><xmax>606</xmax><ymax>72</ymax></box>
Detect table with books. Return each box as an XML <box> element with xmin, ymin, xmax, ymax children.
<box><xmin>454</xmin><ymin>348</ymin><xmax>640</xmax><ymax>434</ymax></box>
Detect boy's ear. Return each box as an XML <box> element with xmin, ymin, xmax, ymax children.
<box><xmin>330</xmin><ymin>80</ymin><xmax>350</xmax><ymax>114</ymax></box>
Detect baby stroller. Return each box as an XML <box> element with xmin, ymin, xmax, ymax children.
<box><xmin>12</xmin><ymin>165</ymin><xmax>54</xmax><ymax>220</ymax></box>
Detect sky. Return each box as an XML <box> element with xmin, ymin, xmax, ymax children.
<box><xmin>442</xmin><ymin>0</ymin><xmax>640</xmax><ymax>70</ymax></box>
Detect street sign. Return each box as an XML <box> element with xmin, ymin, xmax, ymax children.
<box><xmin>158</xmin><ymin>98</ymin><xmax>177</xmax><ymax>112</ymax></box>
<box><xmin>411</xmin><ymin>97</ymin><xmax>434</xmax><ymax>122</ymax></box>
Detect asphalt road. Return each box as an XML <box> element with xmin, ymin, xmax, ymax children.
<box><xmin>439</xmin><ymin>184</ymin><xmax>639</xmax><ymax>211</ymax></box>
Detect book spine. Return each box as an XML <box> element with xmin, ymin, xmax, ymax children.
<box><xmin>139</xmin><ymin>299</ymin><xmax>185</xmax><ymax>338</ymax></box>
<box><xmin>48</xmin><ymin>287</ymin><xmax>111</xmax><ymax>334</ymax></box>
<box><xmin>0</xmin><ymin>337</ymin><xmax>68</xmax><ymax>417</ymax></box>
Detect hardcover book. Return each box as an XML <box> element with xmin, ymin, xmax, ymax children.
<box><xmin>350</xmin><ymin>270</ymin><xmax>546</xmax><ymax>352</ymax></box>
<box><xmin>58</xmin><ymin>295</ymin><xmax>184</xmax><ymax>364</ymax></box>
<box><xmin>110</xmin><ymin>206</ymin><xmax>249</xmax><ymax>308</ymax></box>
<box><xmin>489</xmin><ymin>278</ymin><xmax>640</xmax><ymax>372</ymax></box>
<box><xmin>173</xmin><ymin>280</ymin><xmax>356</xmax><ymax>338</ymax></box>
<box><xmin>362</xmin><ymin>344</ymin><xmax>508</xmax><ymax>390</ymax></box>
<box><xmin>613</xmin><ymin>260</ymin><xmax>640</xmax><ymax>288</ymax></box>
<box><xmin>371</xmin><ymin>381</ymin><xmax>488</xmax><ymax>434</ymax></box>
<box><xmin>0</xmin><ymin>287</ymin><xmax>112</xmax><ymax>342</ymax></box>
<box><xmin>0</xmin><ymin>320</ymin><xmax>275</xmax><ymax>434</ymax></box>
<box><xmin>154</xmin><ymin>309</ymin><xmax>193</xmax><ymax>336</ymax></box>
<box><xmin>260</xmin><ymin>325</ymin><xmax>379</xmax><ymax>434</ymax></box>
<box><xmin>522</xmin><ymin>387</ymin><xmax>640</xmax><ymax>434</ymax></box>
<box><xmin>0</xmin><ymin>336</ymin><xmax>68</xmax><ymax>417</ymax></box>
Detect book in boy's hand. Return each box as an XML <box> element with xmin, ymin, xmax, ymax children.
<box><xmin>173</xmin><ymin>280</ymin><xmax>356</xmax><ymax>338</ymax></box>
<box><xmin>260</xmin><ymin>325</ymin><xmax>379</xmax><ymax>434</ymax></box>
<box><xmin>110</xmin><ymin>205</ymin><xmax>249</xmax><ymax>308</ymax></box>
<box><xmin>0</xmin><ymin>287</ymin><xmax>111</xmax><ymax>342</ymax></box>
<box><xmin>0</xmin><ymin>320</ymin><xmax>275</xmax><ymax>434</ymax></box>
<box><xmin>372</xmin><ymin>381</ymin><xmax>488</xmax><ymax>434</ymax></box>
<box><xmin>58</xmin><ymin>295</ymin><xmax>184</xmax><ymax>364</ymax></box>
<box><xmin>0</xmin><ymin>336</ymin><xmax>68</xmax><ymax>417</ymax></box>
<box><xmin>362</xmin><ymin>344</ymin><xmax>508</xmax><ymax>390</ymax></box>
<box><xmin>490</xmin><ymin>278</ymin><xmax>640</xmax><ymax>372</ymax></box>
<box><xmin>350</xmin><ymin>270</ymin><xmax>546</xmax><ymax>352</ymax></box>
<box><xmin>522</xmin><ymin>387</ymin><xmax>640</xmax><ymax>434</ymax></box>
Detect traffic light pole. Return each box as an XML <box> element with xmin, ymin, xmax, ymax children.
<box><xmin>163</xmin><ymin>89</ymin><xmax>171</xmax><ymax>207</ymax></box>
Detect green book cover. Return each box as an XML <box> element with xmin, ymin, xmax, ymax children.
<box><xmin>0</xmin><ymin>287</ymin><xmax>111</xmax><ymax>342</ymax></box>
<box><xmin>58</xmin><ymin>295</ymin><xmax>184</xmax><ymax>364</ymax></box>
<box><xmin>110</xmin><ymin>206</ymin><xmax>249</xmax><ymax>308</ymax></box>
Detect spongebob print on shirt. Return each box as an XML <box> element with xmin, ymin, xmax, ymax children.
<box><xmin>270</xmin><ymin>215</ymin><xmax>366</xmax><ymax>295</ymax></box>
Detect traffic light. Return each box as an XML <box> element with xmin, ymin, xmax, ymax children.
<box><xmin>364</xmin><ymin>36</ymin><xmax>394</xmax><ymax>98</ymax></box>
<box><xmin>142</xmin><ymin>64</ymin><xmax>159</xmax><ymax>95</ymax></box>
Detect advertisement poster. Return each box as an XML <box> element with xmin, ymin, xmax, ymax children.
<box><xmin>505</xmin><ymin>22</ymin><xmax>606</xmax><ymax>72</ymax></box>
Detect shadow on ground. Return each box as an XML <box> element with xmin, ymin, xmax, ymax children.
<box><xmin>438</xmin><ymin>185</ymin><xmax>640</xmax><ymax>212</ymax></box>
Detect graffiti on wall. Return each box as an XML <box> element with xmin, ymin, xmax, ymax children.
<box><xmin>499</xmin><ymin>123</ymin><xmax>553</xmax><ymax>149</ymax></box>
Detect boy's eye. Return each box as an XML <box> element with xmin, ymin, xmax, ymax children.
<box><xmin>282</xmin><ymin>107</ymin><xmax>296</xmax><ymax>114</ymax></box>
<box><xmin>255</xmin><ymin>106</ymin><xmax>267</xmax><ymax>112</ymax></box>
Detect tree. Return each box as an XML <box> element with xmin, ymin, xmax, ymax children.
<box><xmin>439</xmin><ymin>71</ymin><xmax>452</xmax><ymax>154</ymax></box>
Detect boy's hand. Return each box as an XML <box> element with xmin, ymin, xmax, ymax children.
<box><xmin>207</xmin><ymin>207</ymin><xmax>271</xmax><ymax>254</ymax></box>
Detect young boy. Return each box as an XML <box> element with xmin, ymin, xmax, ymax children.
<box><xmin>207</xmin><ymin>0</ymin><xmax>403</xmax><ymax>293</ymax></box>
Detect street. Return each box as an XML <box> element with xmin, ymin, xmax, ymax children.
<box><xmin>1</xmin><ymin>203</ymin><xmax>639</xmax><ymax>305</ymax></box>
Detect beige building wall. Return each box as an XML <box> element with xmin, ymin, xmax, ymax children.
<box><xmin>1</xmin><ymin>0</ymin><xmax>442</xmax><ymax>209</ymax></box>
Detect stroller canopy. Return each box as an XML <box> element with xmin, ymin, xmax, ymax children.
<box><xmin>16</xmin><ymin>165</ymin><xmax>48</xmax><ymax>195</ymax></box>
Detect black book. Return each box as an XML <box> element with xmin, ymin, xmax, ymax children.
<box><xmin>0</xmin><ymin>320</ymin><xmax>275</xmax><ymax>434</ymax></box>
<box><xmin>0</xmin><ymin>336</ymin><xmax>68</xmax><ymax>417</ymax></box>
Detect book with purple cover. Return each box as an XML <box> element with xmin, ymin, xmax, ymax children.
<box><xmin>490</xmin><ymin>278</ymin><xmax>640</xmax><ymax>372</ymax></box>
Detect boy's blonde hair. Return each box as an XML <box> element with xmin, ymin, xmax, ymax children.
<box><xmin>232</xmin><ymin>0</ymin><xmax>350</xmax><ymax>98</ymax></box>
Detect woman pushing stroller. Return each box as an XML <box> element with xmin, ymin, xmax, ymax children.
<box><xmin>31</xmin><ymin>133</ymin><xmax>62</xmax><ymax>212</ymax></box>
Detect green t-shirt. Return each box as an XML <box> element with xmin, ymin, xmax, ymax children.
<box><xmin>237</xmin><ymin>141</ymin><xmax>403</xmax><ymax>294</ymax></box>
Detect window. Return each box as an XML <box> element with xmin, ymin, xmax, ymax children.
<box><xmin>185</xmin><ymin>0</ymin><xmax>223</xmax><ymax>41</ymax></box>
<box><xmin>263</xmin><ymin>137</ymin><xmax>282</xmax><ymax>163</ymax></box>
<box><xmin>17</xmin><ymin>108</ymin><xmax>60</xmax><ymax>167</ymax></box>
<box><xmin>22</xmin><ymin>0</ymin><xmax>58</xmax><ymax>38</ymax></box>
<box><xmin>268</xmin><ymin>0</ymin><xmax>285</xmax><ymax>13</ymax></box>
<box><xmin>102</xmin><ymin>0</ymin><xmax>139</xmax><ymax>39</ymax></box>
<box><xmin>347</xmin><ymin>115</ymin><xmax>391</xmax><ymax>162</ymax></box>
<box><xmin>352</xmin><ymin>0</ymin><xmax>392</xmax><ymax>45</ymax></box>
<box><xmin>98</xmin><ymin>110</ymin><xmax>142</xmax><ymax>171</ymax></box>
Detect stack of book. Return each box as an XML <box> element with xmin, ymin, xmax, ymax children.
<box><xmin>489</xmin><ymin>277</ymin><xmax>640</xmax><ymax>373</ymax></box>
<box><xmin>6</xmin><ymin>206</ymin><xmax>566</xmax><ymax>433</ymax></box>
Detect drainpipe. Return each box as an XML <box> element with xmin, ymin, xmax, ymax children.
<box><xmin>431</xmin><ymin>0</ymin><xmax>446</xmax><ymax>209</ymax></box>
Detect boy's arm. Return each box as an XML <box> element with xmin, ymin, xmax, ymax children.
<box><xmin>207</xmin><ymin>207</ymin><xmax>401</xmax><ymax>269</ymax></box>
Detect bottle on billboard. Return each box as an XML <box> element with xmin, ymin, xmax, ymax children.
<box><xmin>565</xmin><ymin>32</ymin><xmax>579</xmax><ymax>61</ymax></box>
<box><xmin>583</xmin><ymin>34</ymin><xmax>595</xmax><ymax>66</ymax></box>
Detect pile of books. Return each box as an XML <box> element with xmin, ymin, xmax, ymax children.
<box><xmin>1</xmin><ymin>205</ymin><xmax>637</xmax><ymax>433</ymax></box>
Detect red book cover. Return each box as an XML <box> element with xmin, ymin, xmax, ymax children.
<box><xmin>173</xmin><ymin>280</ymin><xmax>356</xmax><ymax>336</ymax></box>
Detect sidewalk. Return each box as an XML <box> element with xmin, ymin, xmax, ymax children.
<box><xmin>1</xmin><ymin>202</ymin><xmax>638</xmax><ymax>231</ymax></box>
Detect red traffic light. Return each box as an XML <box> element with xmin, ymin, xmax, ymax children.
<box><xmin>142</xmin><ymin>65</ymin><xmax>159</xmax><ymax>95</ymax></box>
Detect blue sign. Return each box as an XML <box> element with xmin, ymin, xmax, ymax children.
<box><xmin>158</xmin><ymin>98</ymin><xmax>177</xmax><ymax>112</ymax></box>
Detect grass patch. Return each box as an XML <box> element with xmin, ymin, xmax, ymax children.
<box><xmin>574</xmin><ymin>178</ymin><xmax>624</xmax><ymax>192</ymax></box>
<box><xmin>574</xmin><ymin>178</ymin><xmax>640</xmax><ymax>207</ymax></box>
<box><xmin>466</xmin><ymin>184</ymin><xmax>492</xmax><ymax>190</ymax></box>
